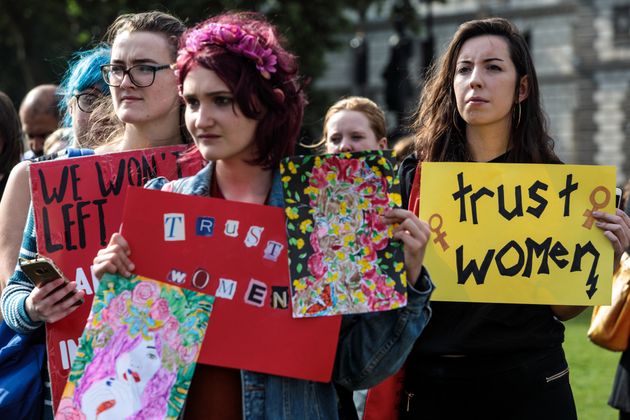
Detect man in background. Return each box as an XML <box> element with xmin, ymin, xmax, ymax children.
<box><xmin>19</xmin><ymin>84</ymin><xmax>60</xmax><ymax>159</ymax></box>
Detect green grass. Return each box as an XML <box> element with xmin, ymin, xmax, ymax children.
<box><xmin>564</xmin><ymin>308</ymin><xmax>621</xmax><ymax>420</ymax></box>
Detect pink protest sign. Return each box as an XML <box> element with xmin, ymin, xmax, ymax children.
<box><xmin>120</xmin><ymin>187</ymin><xmax>341</xmax><ymax>382</ymax></box>
<box><xmin>30</xmin><ymin>145</ymin><xmax>204</xmax><ymax>411</ymax></box>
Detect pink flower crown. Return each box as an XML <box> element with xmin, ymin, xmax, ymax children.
<box><xmin>183</xmin><ymin>23</ymin><xmax>278</xmax><ymax>80</ymax></box>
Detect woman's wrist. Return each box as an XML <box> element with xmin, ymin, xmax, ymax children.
<box><xmin>24</xmin><ymin>295</ymin><xmax>41</xmax><ymax>323</ymax></box>
<box><xmin>407</xmin><ymin>265</ymin><xmax>422</xmax><ymax>288</ymax></box>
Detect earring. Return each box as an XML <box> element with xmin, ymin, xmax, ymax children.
<box><xmin>513</xmin><ymin>102</ymin><xmax>522</xmax><ymax>128</ymax></box>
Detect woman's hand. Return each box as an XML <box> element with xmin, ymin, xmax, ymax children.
<box><xmin>382</xmin><ymin>208</ymin><xmax>431</xmax><ymax>287</ymax></box>
<box><xmin>593</xmin><ymin>209</ymin><xmax>630</xmax><ymax>270</ymax></box>
<box><xmin>92</xmin><ymin>233</ymin><xmax>135</xmax><ymax>279</ymax></box>
<box><xmin>24</xmin><ymin>277</ymin><xmax>85</xmax><ymax>323</ymax></box>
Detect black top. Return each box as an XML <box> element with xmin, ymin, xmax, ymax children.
<box><xmin>0</xmin><ymin>174</ymin><xmax>8</xmax><ymax>201</ymax></box>
<box><xmin>610</xmin><ymin>349</ymin><xmax>630</xmax><ymax>411</ymax></box>
<box><xmin>400</xmin><ymin>154</ymin><xmax>565</xmax><ymax>358</ymax></box>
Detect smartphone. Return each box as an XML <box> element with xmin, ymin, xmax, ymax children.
<box><xmin>19</xmin><ymin>256</ymin><xmax>83</xmax><ymax>306</ymax></box>
<box><xmin>616</xmin><ymin>187</ymin><xmax>623</xmax><ymax>209</ymax></box>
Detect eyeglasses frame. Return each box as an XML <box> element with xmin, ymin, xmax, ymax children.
<box><xmin>73</xmin><ymin>91</ymin><xmax>101</xmax><ymax>113</ymax></box>
<box><xmin>100</xmin><ymin>63</ymin><xmax>171</xmax><ymax>88</ymax></box>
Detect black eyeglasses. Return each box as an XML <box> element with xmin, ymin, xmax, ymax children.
<box><xmin>100</xmin><ymin>63</ymin><xmax>171</xmax><ymax>88</ymax></box>
<box><xmin>74</xmin><ymin>92</ymin><xmax>100</xmax><ymax>113</ymax></box>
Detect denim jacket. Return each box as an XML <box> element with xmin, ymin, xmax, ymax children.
<box><xmin>146</xmin><ymin>162</ymin><xmax>434</xmax><ymax>420</ymax></box>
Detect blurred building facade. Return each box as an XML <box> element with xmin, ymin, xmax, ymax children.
<box><xmin>316</xmin><ymin>0</ymin><xmax>630</xmax><ymax>184</ymax></box>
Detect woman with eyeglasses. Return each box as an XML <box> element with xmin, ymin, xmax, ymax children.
<box><xmin>92</xmin><ymin>11</ymin><xmax>190</xmax><ymax>153</ymax></box>
<box><xmin>1</xmin><ymin>11</ymin><xmax>190</xmax><ymax>419</ymax></box>
<box><xmin>58</xmin><ymin>44</ymin><xmax>111</xmax><ymax>148</ymax></box>
<box><xmin>0</xmin><ymin>44</ymin><xmax>112</xmax><ymax>303</ymax></box>
<box><xmin>40</xmin><ymin>45</ymin><xmax>112</xmax><ymax>155</ymax></box>
<box><xmin>0</xmin><ymin>46</ymin><xmax>110</xmax><ymax>420</ymax></box>
<box><xmin>3</xmin><ymin>8</ymin><xmax>189</xmax><ymax>337</ymax></box>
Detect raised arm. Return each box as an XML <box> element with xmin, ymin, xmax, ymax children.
<box><xmin>552</xmin><ymin>208</ymin><xmax>630</xmax><ymax>321</ymax></box>
<box><xmin>0</xmin><ymin>161</ymin><xmax>32</xmax><ymax>293</ymax></box>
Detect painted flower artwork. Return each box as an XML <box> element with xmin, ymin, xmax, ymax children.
<box><xmin>280</xmin><ymin>150</ymin><xmax>407</xmax><ymax>318</ymax></box>
<box><xmin>57</xmin><ymin>273</ymin><xmax>213</xmax><ymax>420</ymax></box>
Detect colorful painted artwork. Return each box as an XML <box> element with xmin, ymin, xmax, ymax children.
<box><xmin>57</xmin><ymin>273</ymin><xmax>213</xmax><ymax>420</ymax></box>
<box><xmin>280</xmin><ymin>151</ymin><xmax>407</xmax><ymax>317</ymax></box>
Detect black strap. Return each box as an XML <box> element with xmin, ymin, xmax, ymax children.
<box><xmin>335</xmin><ymin>384</ymin><xmax>360</xmax><ymax>420</ymax></box>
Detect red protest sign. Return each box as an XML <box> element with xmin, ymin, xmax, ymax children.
<box><xmin>30</xmin><ymin>145</ymin><xmax>204</xmax><ymax>412</ymax></box>
<box><xmin>120</xmin><ymin>187</ymin><xmax>341</xmax><ymax>382</ymax></box>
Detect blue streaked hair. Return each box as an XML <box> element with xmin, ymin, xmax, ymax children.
<box><xmin>58</xmin><ymin>44</ymin><xmax>111</xmax><ymax>127</ymax></box>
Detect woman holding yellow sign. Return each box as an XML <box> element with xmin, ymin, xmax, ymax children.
<box><xmin>398</xmin><ymin>17</ymin><xmax>630</xmax><ymax>419</ymax></box>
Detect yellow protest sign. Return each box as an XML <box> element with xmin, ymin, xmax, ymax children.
<box><xmin>419</xmin><ymin>162</ymin><xmax>615</xmax><ymax>305</ymax></box>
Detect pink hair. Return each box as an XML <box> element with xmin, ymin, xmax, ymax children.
<box><xmin>176</xmin><ymin>11</ymin><xmax>306</xmax><ymax>169</ymax></box>
<box><xmin>73</xmin><ymin>325</ymin><xmax>175</xmax><ymax>418</ymax></box>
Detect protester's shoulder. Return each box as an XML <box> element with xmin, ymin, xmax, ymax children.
<box><xmin>144</xmin><ymin>163</ymin><xmax>212</xmax><ymax>195</ymax></box>
<box><xmin>8</xmin><ymin>160</ymin><xmax>30</xmax><ymax>184</ymax></box>
<box><xmin>1</xmin><ymin>161</ymin><xmax>31</xmax><ymax>205</ymax></box>
<box><xmin>144</xmin><ymin>176</ymin><xmax>171</xmax><ymax>191</ymax></box>
<box><xmin>399</xmin><ymin>153</ymin><xmax>419</xmax><ymax>187</ymax></box>
<box><xmin>400</xmin><ymin>153</ymin><xmax>419</xmax><ymax>172</ymax></box>
<box><xmin>144</xmin><ymin>176</ymin><xmax>198</xmax><ymax>193</ymax></box>
<box><xmin>12</xmin><ymin>159</ymin><xmax>30</xmax><ymax>174</ymax></box>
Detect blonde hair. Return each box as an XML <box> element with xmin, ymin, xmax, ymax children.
<box><xmin>313</xmin><ymin>96</ymin><xmax>387</xmax><ymax>150</ymax></box>
<box><xmin>392</xmin><ymin>134</ymin><xmax>415</xmax><ymax>162</ymax></box>
<box><xmin>104</xmin><ymin>11</ymin><xmax>185</xmax><ymax>62</ymax></box>
<box><xmin>43</xmin><ymin>128</ymin><xmax>71</xmax><ymax>155</ymax></box>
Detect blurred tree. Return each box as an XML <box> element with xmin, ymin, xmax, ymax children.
<box><xmin>0</xmin><ymin>0</ymin><xmax>442</xmax><ymax>147</ymax></box>
<box><xmin>382</xmin><ymin>2</ymin><xmax>414</xmax><ymax>128</ymax></box>
<box><xmin>348</xmin><ymin>0</ymin><xmax>375</xmax><ymax>97</ymax></box>
<box><xmin>0</xmin><ymin>0</ymin><xmax>352</xmax><ymax>116</ymax></box>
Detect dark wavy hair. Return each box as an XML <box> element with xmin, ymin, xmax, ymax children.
<box><xmin>413</xmin><ymin>17</ymin><xmax>558</xmax><ymax>164</ymax></box>
<box><xmin>0</xmin><ymin>91</ymin><xmax>23</xmax><ymax>178</ymax></box>
<box><xmin>176</xmin><ymin>12</ymin><xmax>307</xmax><ymax>169</ymax></box>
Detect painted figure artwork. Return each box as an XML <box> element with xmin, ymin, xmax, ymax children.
<box><xmin>56</xmin><ymin>273</ymin><xmax>213</xmax><ymax>420</ymax></box>
<box><xmin>280</xmin><ymin>150</ymin><xmax>407</xmax><ymax>317</ymax></box>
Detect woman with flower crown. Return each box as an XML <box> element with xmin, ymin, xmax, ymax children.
<box><xmin>92</xmin><ymin>11</ymin><xmax>434</xmax><ymax>419</ymax></box>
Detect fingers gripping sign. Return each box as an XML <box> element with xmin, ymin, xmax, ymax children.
<box><xmin>383</xmin><ymin>208</ymin><xmax>431</xmax><ymax>286</ymax></box>
<box><xmin>92</xmin><ymin>233</ymin><xmax>135</xmax><ymax>279</ymax></box>
<box><xmin>593</xmin><ymin>208</ymin><xmax>630</xmax><ymax>267</ymax></box>
<box><xmin>583</xmin><ymin>186</ymin><xmax>610</xmax><ymax>229</ymax></box>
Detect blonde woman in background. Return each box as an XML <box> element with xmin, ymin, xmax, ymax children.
<box><xmin>319</xmin><ymin>96</ymin><xmax>388</xmax><ymax>154</ymax></box>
